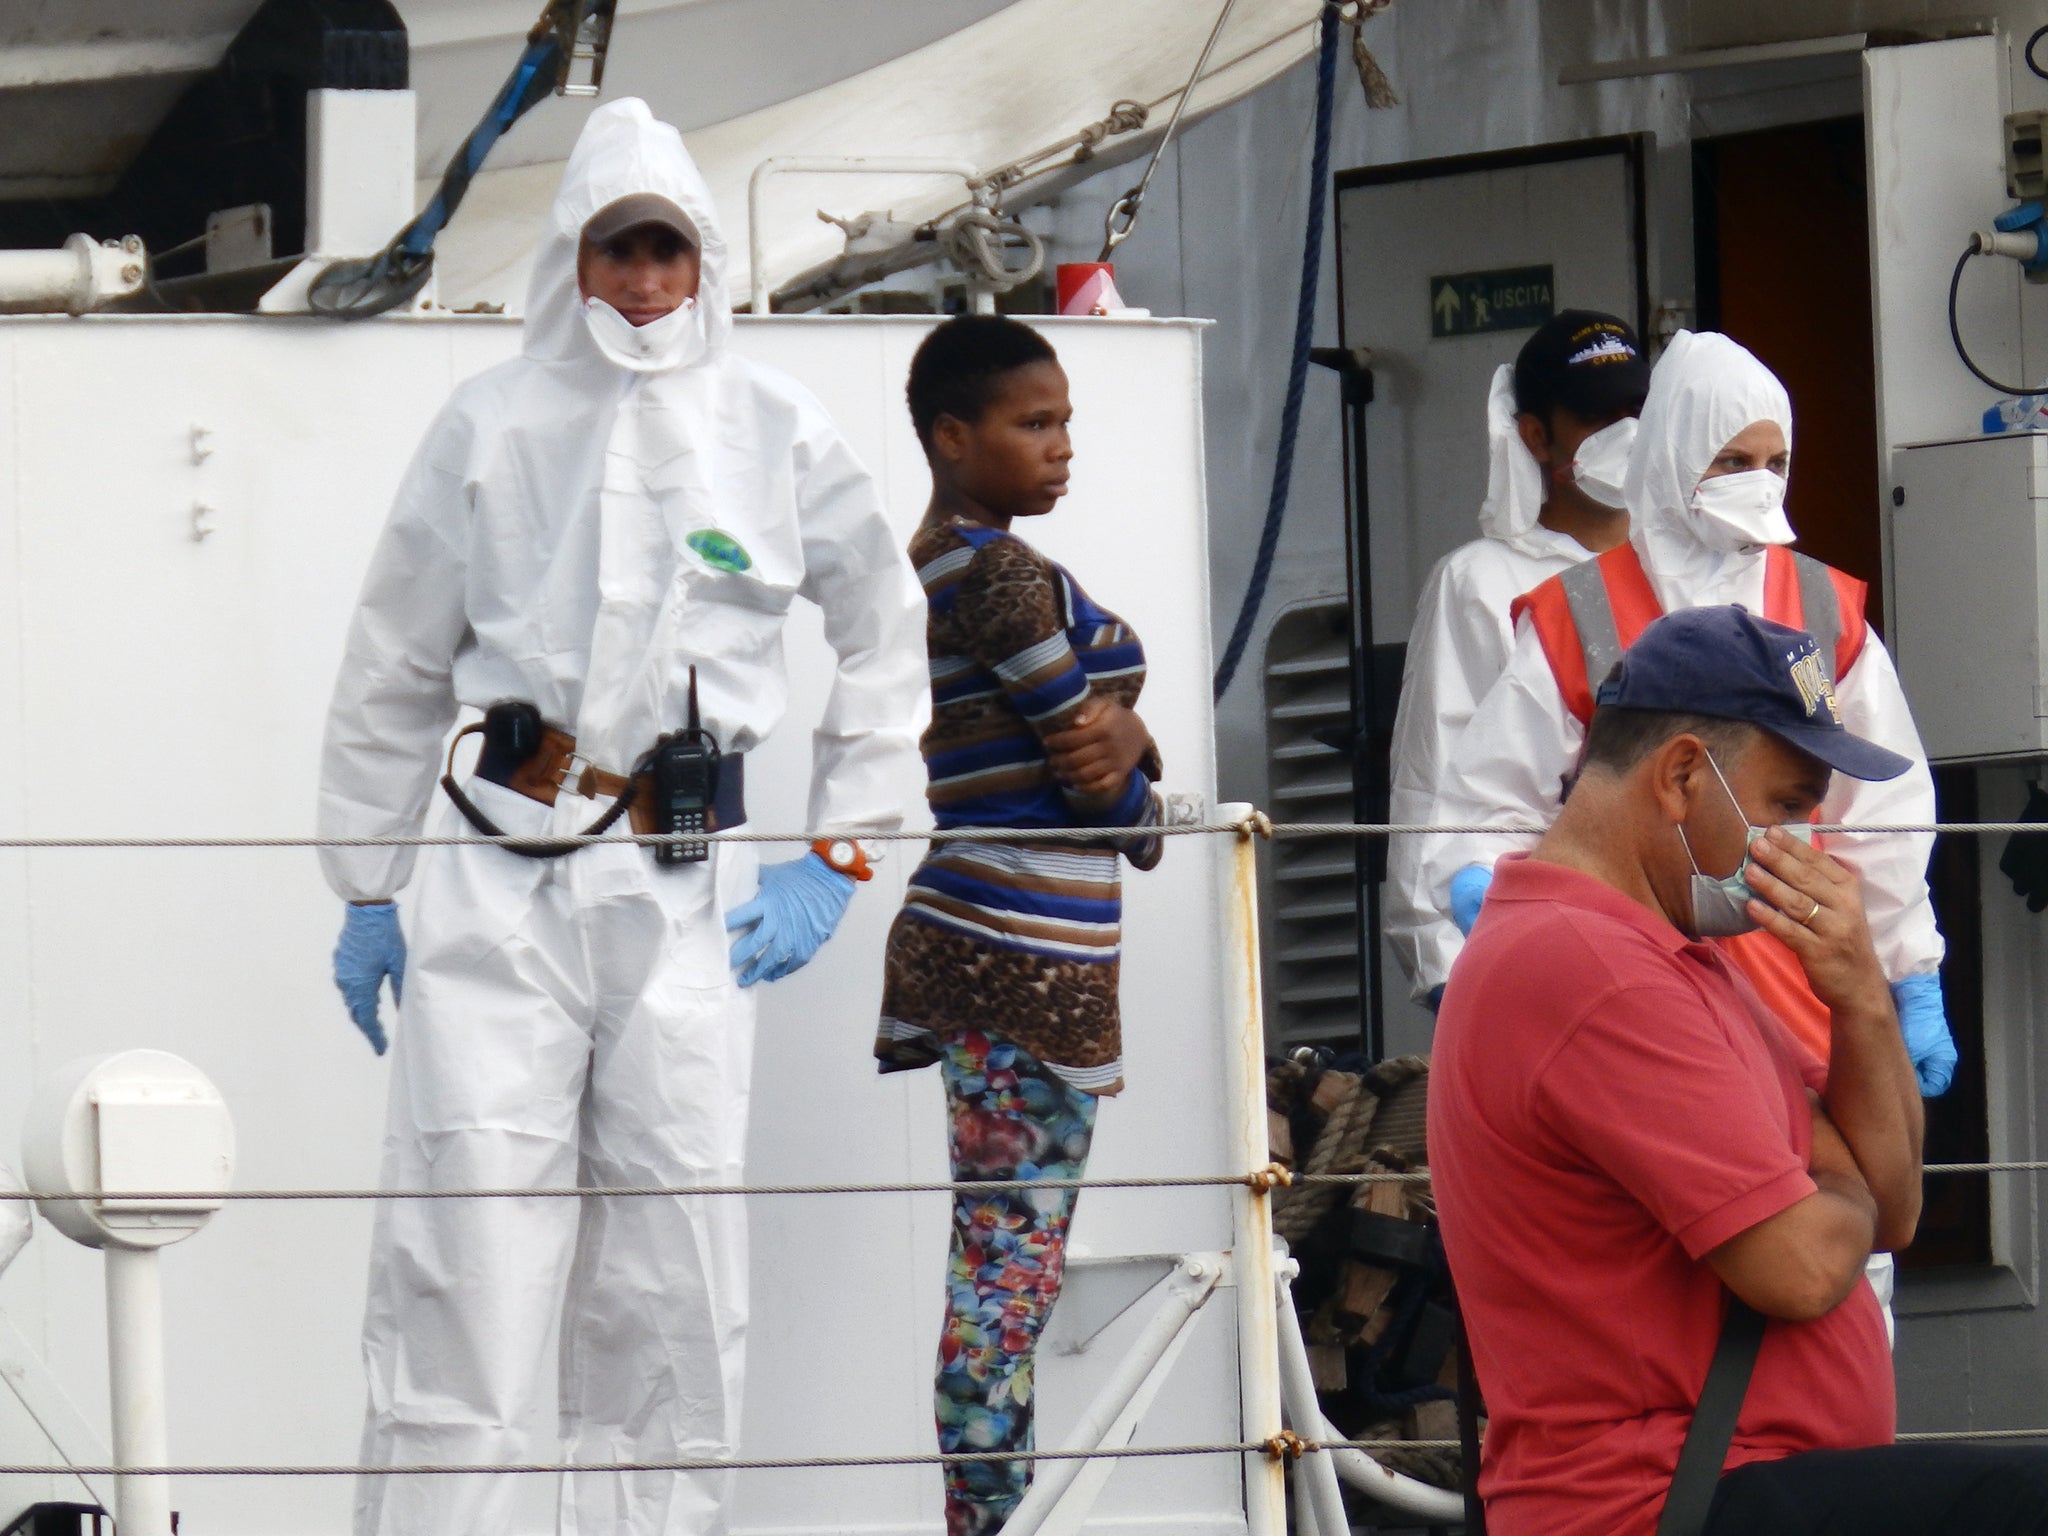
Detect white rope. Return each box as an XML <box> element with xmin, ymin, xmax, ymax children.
<box><xmin>942</xmin><ymin>208</ymin><xmax>1045</xmax><ymax>293</ymax></box>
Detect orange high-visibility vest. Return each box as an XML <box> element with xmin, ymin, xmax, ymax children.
<box><xmin>1510</xmin><ymin>543</ymin><xmax>1870</xmax><ymax>1060</ymax></box>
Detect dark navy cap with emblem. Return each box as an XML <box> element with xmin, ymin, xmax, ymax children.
<box><xmin>1594</xmin><ymin>605</ymin><xmax>1912</xmax><ymax>781</ymax></box>
<box><xmin>1514</xmin><ymin>309</ymin><xmax>1651</xmax><ymax>421</ymax></box>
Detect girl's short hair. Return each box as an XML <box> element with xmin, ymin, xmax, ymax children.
<box><xmin>906</xmin><ymin>315</ymin><xmax>1057</xmax><ymax>449</ymax></box>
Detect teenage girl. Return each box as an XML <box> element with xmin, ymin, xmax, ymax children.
<box><xmin>875</xmin><ymin>315</ymin><xmax>1164</xmax><ymax>1536</ymax></box>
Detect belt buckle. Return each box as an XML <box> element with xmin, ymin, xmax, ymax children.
<box><xmin>553</xmin><ymin>751</ymin><xmax>597</xmax><ymax>799</ymax></box>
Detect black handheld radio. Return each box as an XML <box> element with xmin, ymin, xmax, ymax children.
<box><xmin>645</xmin><ymin>666</ymin><xmax>720</xmax><ymax>865</ymax></box>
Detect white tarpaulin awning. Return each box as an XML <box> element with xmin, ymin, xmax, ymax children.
<box><xmin>429</xmin><ymin>0</ymin><xmax>1323</xmax><ymax>309</ymax></box>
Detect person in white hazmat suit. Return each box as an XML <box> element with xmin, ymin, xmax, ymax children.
<box><xmin>1386</xmin><ymin>312</ymin><xmax>1648</xmax><ymax>1005</ymax></box>
<box><xmin>316</xmin><ymin>99</ymin><xmax>927</xmax><ymax>1536</ymax></box>
<box><xmin>1420</xmin><ymin>331</ymin><xmax>1956</xmax><ymax>1102</ymax></box>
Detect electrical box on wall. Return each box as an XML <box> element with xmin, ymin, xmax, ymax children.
<box><xmin>1892</xmin><ymin>433</ymin><xmax>2048</xmax><ymax>763</ymax></box>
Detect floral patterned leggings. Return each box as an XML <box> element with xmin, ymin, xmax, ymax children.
<box><xmin>936</xmin><ymin>1030</ymin><xmax>1098</xmax><ymax>1536</ymax></box>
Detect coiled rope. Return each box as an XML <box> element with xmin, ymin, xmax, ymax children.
<box><xmin>942</xmin><ymin>208</ymin><xmax>1046</xmax><ymax>295</ymax></box>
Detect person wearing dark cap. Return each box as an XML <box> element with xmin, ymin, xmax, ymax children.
<box><xmin>1388</xmin><ymin>310</ymin><xmax>1650</xmax><ymax>1005</ymax></box>
<box><xmin>1431</xmin><ymin>606</ymin><xmax>2048</xmax><ymax>1536</ymax></box>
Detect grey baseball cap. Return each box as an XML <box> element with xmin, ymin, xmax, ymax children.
<box><xmin>582</xmin><ymin>193</ymin><xmax>699</xmax><ymax>247</ymax></box>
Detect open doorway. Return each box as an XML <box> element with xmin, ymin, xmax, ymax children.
<box><xmin>1695</xmin><ymin>117</ymin><xmax>1990</xmax><ymax>1268</ymax></box>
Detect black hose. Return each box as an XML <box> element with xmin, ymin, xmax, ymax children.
<box><xmin>2028</xmin><ymin>23</ymin><xmax>2048</xmax><ymax>82</ymax></box>
<box><xmin>1947</xmin><ymin>245</ymin><xmax>2038</xmax><ymax>397</ymax></box>
<box><xmin>1212</xmin><ymin>2</ymin><xmax>1342</xmax><ymax>702</ymax></box>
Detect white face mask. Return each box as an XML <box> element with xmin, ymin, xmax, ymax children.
<box><xmin>1570</xmin><ymin>418</ymin><xmax>1636</xmax><ymax>509</ymax></box>
<box><xmin>1690</xmin><ymin>468</ymin><xmax>1793</xmax><ymax>553</ymax></box>
<box><xmin>1677</xmin><ymin>752</ymin><xmax>1815</xmax><ymax>938</ymax></box>
<box><xmin>582</xmin><ymin>294</ymin><xmax>704</xmax><ymax>373</ymax></box>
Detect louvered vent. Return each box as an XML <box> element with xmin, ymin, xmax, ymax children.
<box><xmin>1260</xmin><ymin>600</ymin><xmax>1360</xmax><ymax>1051</ymax></box>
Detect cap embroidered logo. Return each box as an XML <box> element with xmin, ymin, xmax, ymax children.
<box><xmin>1787</xmin><ymin>647</ymin><xmax>1840</xmax><ymax>722</ymax></box>
<box><xmin>1567</xmin><ymin>332</ymin><xmax>1638</xmax><ymax>367</ymax></box>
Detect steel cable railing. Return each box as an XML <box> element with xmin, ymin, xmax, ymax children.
<box><xmin>3</xmin><ymin>1161</ymin><xmax>2042</xmax><ymax>1205</ymax></box>
<box><xmin>0</xmin><ymin>816</ymin><xmax>2042</xmax><ymax>850</ymax></box>
<box><xmin>9</xmin><ymin>810</ymin><xmax>2045</xmax><ymax>1485</ymax></box>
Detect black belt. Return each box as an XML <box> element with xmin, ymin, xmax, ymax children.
<box><xmin>441</xmin><ymin>708</ymin><xmax>746</xmax><ymax>859</ymax></box>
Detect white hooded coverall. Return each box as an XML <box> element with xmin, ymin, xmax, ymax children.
<box><xmin>1417</xmin><ymin>332</ymin><xmax>1943</xmax><ymax>999</ymax></box>
<box><xmin>316</xmin><ymin>100</ymin><xmax>927</xmax><ymax>1536</ymax></box>
<box><xmin>1385</xmin><ymin>365</ymin><xmax>1600</xmax><ymax>1000</ymax></box>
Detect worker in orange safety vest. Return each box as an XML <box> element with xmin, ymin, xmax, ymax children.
<box><xmin>1417</xmin><ymin>332</ymin><xmax>1955</xmax><ymax>1102</ymax></box>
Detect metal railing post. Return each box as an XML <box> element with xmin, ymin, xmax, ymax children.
<box><xmin>1216</xmin><ymin>803</ymin><xmax>1284</xmax><ymax>1535</ymax></box>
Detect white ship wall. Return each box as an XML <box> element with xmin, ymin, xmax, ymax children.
<box><xmin>0</xmin><ymin>313</ymin><xmax>1245</xmax><ymax>1535</ymax></box>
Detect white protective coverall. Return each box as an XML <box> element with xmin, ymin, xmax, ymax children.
<box><xmin>316</xmin><ymin>100</ymin><xmax>927</xmax><ymax>1536</ymax></box>
<box><xmin>1418</xmin><ymin>331</ymin><xmax>1942</xmax><ymax>996</ymax></box>
<box><xmin>1384</xmin><ymin>365</ymin><xmax>1598</xmax><ymax>1000</ymax></box>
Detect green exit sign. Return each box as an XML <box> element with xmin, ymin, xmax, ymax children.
<box><xmin>1428</xmin><ymin>265</ymin><xmax>1556</xmax><ymax>338</ymax></box>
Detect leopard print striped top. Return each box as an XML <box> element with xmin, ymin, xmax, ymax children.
<box><xmin>875</xmin><ymin>517</ymin><xmax>1163</xmax><ymax>1095</ymax></box>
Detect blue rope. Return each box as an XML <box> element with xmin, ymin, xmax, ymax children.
<box><xmin>1212</xmin><ymin>2</ymin><xmax>1342</xmax><ymax>702</ymax></box>
<box><xmin>400</xmin><ymin>38</ymin><xmax>560</xmax><ymax>257</ymax></box>
<box><xmin>311</xmin><ymin>33</ymin><xmax>562</xmax><ymax>316</ymax></box>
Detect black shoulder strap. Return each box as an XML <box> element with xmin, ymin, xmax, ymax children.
<box><xmin>1654</xmin><ymin>1298</ymin><xmax>1767</xmax><ymax>1536</ymax></box>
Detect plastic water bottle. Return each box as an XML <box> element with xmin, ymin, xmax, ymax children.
<box><xmin>1983</xmin><ymin>393</ymin><xmax>2048</xmax><ymax>433</ymax></box>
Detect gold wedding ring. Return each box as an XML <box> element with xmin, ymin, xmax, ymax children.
<box><xmin>1800</xmin><ymin>897</ymin><xmax>1821</xmax><ymax>926</ymax></box>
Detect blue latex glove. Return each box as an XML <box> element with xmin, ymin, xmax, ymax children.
<box><xmin>725</xmin><ymin>853</ymin><xmax>856</xmax><ymax>987</ymax></box>
<box><xmin>1891</xmin><ymin>973</ymin><xmax>1957</xmax><ymax>1098</ymax></box>
<box><xmin>1449</xmin><ymin>863</ymin><xmax>1494</xmax><ymax>937</ymax></box>
<box><xmin>333</xmin><ymin>902</ymin><xmax>405</xmax><ymax>1055</ymax></box>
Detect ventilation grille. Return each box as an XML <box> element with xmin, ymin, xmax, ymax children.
<box><xmin>1261</xmin><ymin>600</ymin><xmax>1360</xmax><ymax>1051</ymax></box>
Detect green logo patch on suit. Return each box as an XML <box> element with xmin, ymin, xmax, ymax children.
<box><xmin>686</xmin><ymin>528</ymin><xmax>752</xmax><ymax>573</ymax></box>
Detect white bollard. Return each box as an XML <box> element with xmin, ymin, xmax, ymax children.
<box><xmin>23</xmin><ymin>1051</ymin><xmax>236</xmax><ymax>1536</ymax></box>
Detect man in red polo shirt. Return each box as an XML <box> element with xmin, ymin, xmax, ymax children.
<box><xmin>1431</xmin><ymin>606</ymin><xmax>2048</xmax><ymax>1535</ymax></box>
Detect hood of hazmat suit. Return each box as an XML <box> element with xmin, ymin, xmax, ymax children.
<box><xmin>318</xmin><ymin>97</ymin><xmax>928</xmax><ymax>904</ymax></box>
<box><xmin>1383</xmin><ymin>365</ymin><xmax>1594</xmax><ymax>998</ymax></box>
<box><xmin>1622</xmin><ymin>329</ymin><xmax>1793</xmax><ymax>610</ymax></box>
<box><xmin>1476</xmin><ymin>364</ymin><xmax>1550</xmax><ymax>550</ymax></box>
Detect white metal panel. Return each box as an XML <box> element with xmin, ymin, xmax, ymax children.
<box><xmin>1864</xmin><ymin>34</ymin><xmax>2013</xmax><ymax>626</ymax></box>
<box><xmin>1891</xmin><ymin>433</ymin><xmax>2048</xmax><ymax>763</ymax></box>
<box><xmin>0</xmin><ymin>312</ymin><xmax>1241</xmax><ymax>1535</ymax></box>
<box><xmin>306</xmin><ymin>90</ymin><xmax>419</xmax><ymax>259</ymax></box>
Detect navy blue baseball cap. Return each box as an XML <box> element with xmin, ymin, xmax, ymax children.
<box><xmin>1514</xmin><ymin>310</ymin><xmax>1650</xmax><ymax>420</ymax></box>
<box><xmin>1594</xmin><ymin>606</ymin><xmax>1911</xmax><ymax>781</ymax></box>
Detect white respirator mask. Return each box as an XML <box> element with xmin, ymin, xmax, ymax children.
<box><xmin>1677</xmin><ymin>752</ymin><xmax>1814</xmax><ymax>938</ymax></box>
<box><xmin>1690</xmin><ymin>468</ymin><xmax>1794</xmax><ymax>553</ymax></box>
<box><xmin>582</xmin><ymin>294</ymin><xmax>704</xmax><ymax>373</ymax></box>
<box><xmin>1569</xmin><ymin>417</ymin><xmax>1637</xmax><ymax>509</ymax></box>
